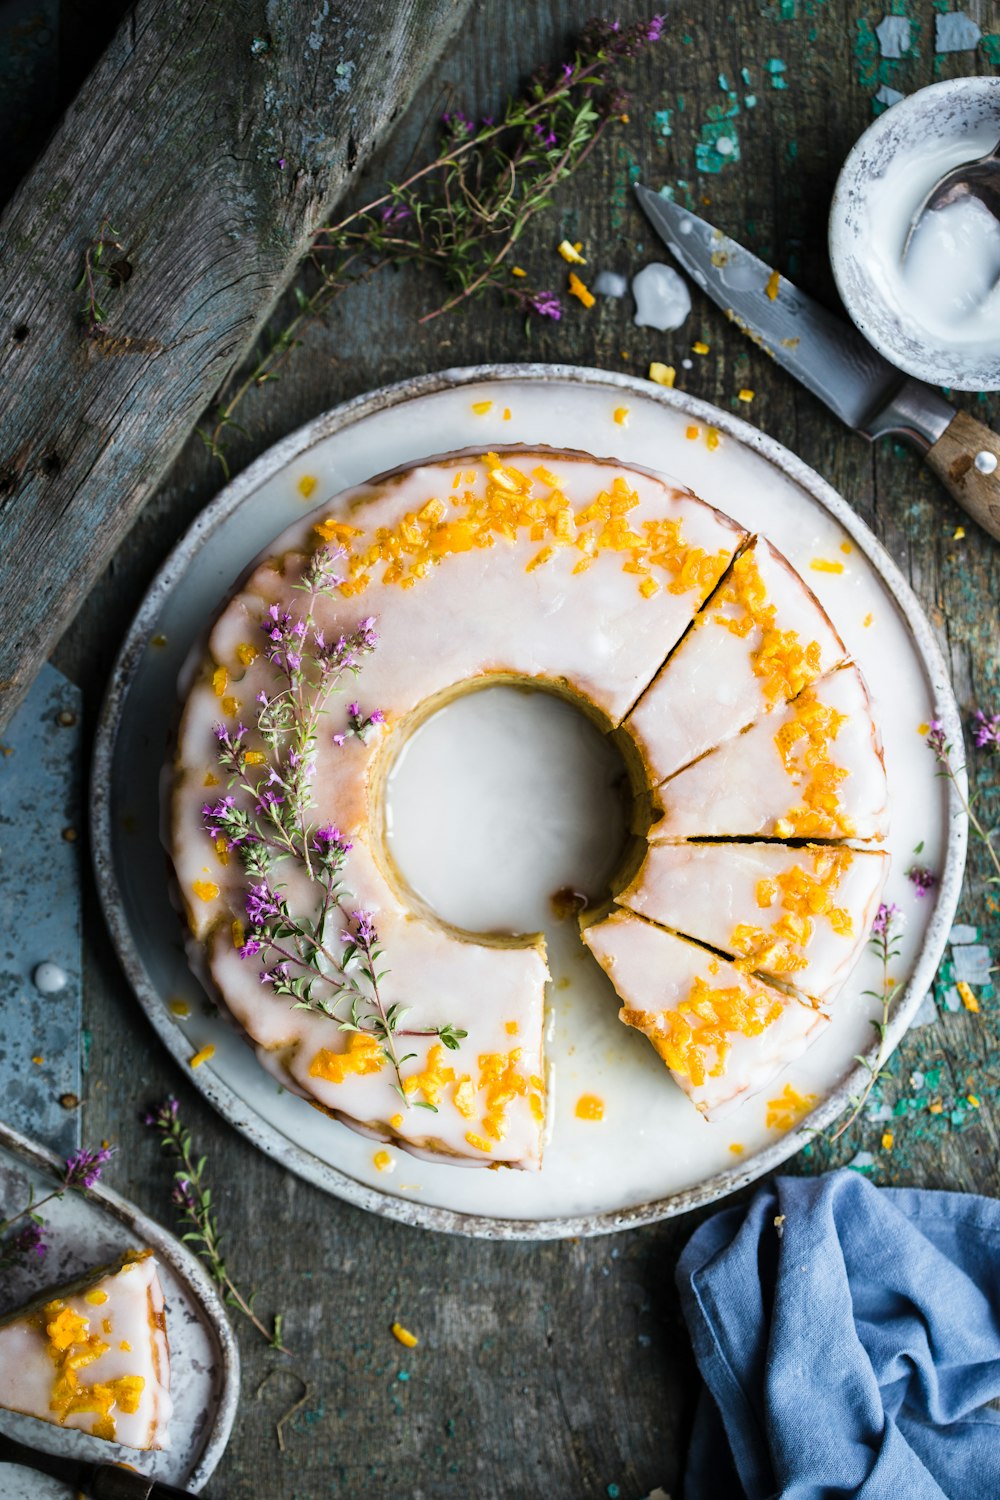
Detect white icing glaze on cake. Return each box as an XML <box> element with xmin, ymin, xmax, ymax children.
<box><xmin>582</xmin><ymin>912</ymin><xmax>828</xmax><ymax>1119</ymax></box>
<box><xmin>170</xmin><ymin>450</ymin><xmax>745</xmax><ymax>1167</ymax></box>
<box><xmin>650</xmin><ymin>664</ymin><xmax>889</xmax><ymax>842</ymax></box>
<box><xmin>626</xmin><ymin>535</ymin><xmax>848</xmax><ymax>783</ymax></box>
<box><xmin>619</xmin><ymin>841</ymin><xmax>889</xmax><ymax>1006</ymax></box>
<box><xmin>168</xmin><ymin>445</ymin><xmax>890</xmax><ymax>1147</ymax></box>
<box><xmin>0</xmin><ymin>1250</ymin><xmax>171</xmax><ymax>1450</ymax></box>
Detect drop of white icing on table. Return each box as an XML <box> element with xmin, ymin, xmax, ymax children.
<box><xmin>631</xmin><ymin>263</ymin><xmax>692</xmax><ymax>332</ymax></box>
<box><xmin>32</xmin><ymin>961</ymin><xmax>67</xmax><ymax>994</ymax></box>
<box><xmin>385</xmin><ymin>685</ymin><xmax>627</xmax><ymax>935</ymax></box>
<box><xmin>593</xmin><ymin>270</ymin><xmax>627</xmax><ymax>299</ymax></box>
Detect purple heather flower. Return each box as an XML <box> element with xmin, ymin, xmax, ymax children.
<box><xmin>561</xmin><ymin>61</ymin><xmax>574</xmax><ymax>81</ymax></box>
<box><xmin>871</xmin><ymin>901</ymin><xmax>902</xmax><ymax>939</ymax></box>
<box><xmin>314</xmin><ymin>825</ymin><xmax>353</xmax><ymax>858</ymax></box>
<box><xmin>332</xmin><ymin>731</ymin><xmax>346</xmax><ymax>747</ymax></box>
<box><xmin>369</xmin><ymin>709</ymin><xmax>386</xmax><ymax>725</ymax></box>
<box><xmin>351</xmin><ymin>909</ymin><xmax>378</xmax><ymax>947</ymax></box>
<box><xmin>255</xmin><ymin>787</ymin><xmax>285</xmax><ymax>818</ymax></box>
<box><xmin>926</xmin><ymin>721</ymin><xmax>949</xmax><ymax>761</ymax></box>
<box><xmin>260</xmin><ymin>962</ymin><xmax>290</xmax><ymax>986</ymax></box>
<box><xmin>529</xmin><ymin>291</ymin><xmax>563</xmax><ymax>321</ymax></box>
<box><xmin>380</xmin><ymin>202</ymin><xmax>412</xmax><ymax>225</ymax></box>
<box><xmin>533</xmin><ymin>122</ymin><xmax>558</xmax><ymax>148</ymax></box>
<box><xmin>64</xmin><ymin>1144</ymin><xmax>114</xmax><ymax>1191</ymax></box>
<box><xmin>239</xmin><ymin>937</ymin><xmax>263</xmax><ymax>959</ymax></box>
<box><xmin>906</xmin><ymin>865</ymin><xmax>937</xmax><ymax>898</ymax></box>
<box><xmin>13</xmin><ymin>1221</ymin><xmax>48</xmax><ymax>1261</ymax></box>
<box><xmin>973</xmin><ymin>710</ymin><xmax>1000</xmax><ymax>752</ymax></box>
<box><xmin>647</xmin><ymin>13</ymin><xmax>666</xmax><ymax>42</ymax></box>
<box><xmin>172</xmin><ymin>1178</ymin><xmax>197</xmax><ymax>1213</ymax></box>
<box><xmin>347</xmin><ymin>701</ymin><xmax>360</xmax><ymax>718</ymax></box>
<box><xmin>144</xmin><ymin>1097</ymin><xmax>179</xmax><ymax>1130</ymax></box>
<box><xmin>245</xmin><ymin>881</ymin><xmax>281</xmax><ymax>926</ymax></box>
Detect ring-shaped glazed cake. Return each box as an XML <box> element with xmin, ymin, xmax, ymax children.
<box><xmin>169</xmin><ymin>447</ymin><xmax>889</xmax><ymax>1170</ymax></box>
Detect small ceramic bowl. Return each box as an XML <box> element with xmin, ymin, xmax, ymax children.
<box><xmin>829</xmin><ymin>76</ymin><xmax>1000</xmax><ymax>392</ymax></box>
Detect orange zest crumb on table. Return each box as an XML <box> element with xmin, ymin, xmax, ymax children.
<box><xmin>575</xmin><ymin>1093</ymin><xmax>605</xmax><ymax>1121</ymax></box>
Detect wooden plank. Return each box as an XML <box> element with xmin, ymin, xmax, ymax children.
<box><xmin>0</xmin><ymin>0</ymin><xmax>473</xmax><ymax>729</ymax></box>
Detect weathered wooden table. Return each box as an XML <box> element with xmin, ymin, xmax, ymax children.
<box><xmin>6</xmin><ymin>2</ymin><xmax>999</xmax><ymax>1495</ymax></box>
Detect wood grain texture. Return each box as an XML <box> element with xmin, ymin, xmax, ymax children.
<box><xmin>0</xmin><ymin>0</ymin><xmax>474</xmax><ymax>729</ymax></box>
<box><xmin>926</xmin><ymin>409</ymin><xmax>1000</xmax><ymax>539</ymax></box>
<box><xmin>15</xmin><ymin>1</ymin><xmax>1000</xmax><ymax>1496</ymax></box>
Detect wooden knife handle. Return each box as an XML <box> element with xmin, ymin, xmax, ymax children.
<box><xmin>91</xmin><ymin>1464</ymin><xmax>196</xmax><ymax>1499</ymax></box>
<box><xmin>925</xmin><ymin>409</ymin><xmax>1000</xmax><ymax>542</ymax></box>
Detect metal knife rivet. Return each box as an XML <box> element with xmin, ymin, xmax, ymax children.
<box><xmin>32</xmin><ymin>960</ymin><xmax>67</xmax><ymax>994</ymax></box>
<box><xmin>60</xmin><ymin>1092</ymin><xmax>80</xmax><ymax>1109</ymax></box>
<box><xmin>974</xmin><ymin>450</ymin><xmax>998</xmax><ymax>475</ymax></box>
<box><xmin>56</xmin><ymin>709</ymin><xmax>77</xmax><ymax>727</ymax></box>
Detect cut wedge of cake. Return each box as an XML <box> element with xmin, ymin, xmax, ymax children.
<box><xmin>649</xmin><ymin>663</ymin><xmax>888</xmax><ymax>842</ymax></box>
<box><xmin>582</xmin><ymin>911</ymin><xmax>828</xmax><ymax>1119</ymax></box>
<box><xmin>0</xmin><ymin>1249</ymin><xmax>171</xmax><ymax>1449</ymax></box>
<box><xmin>618</xmin><ymin>841</ymin><xmax>889</xmax><ymax>1006</ymax></box>
<box><xmin>625</xmin><ymin>535</ymin><xmax>848</xmax><ymax>783</ymax></box>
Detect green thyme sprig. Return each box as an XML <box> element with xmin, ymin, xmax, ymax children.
<box><xmin>202</xmin><ymin>549</ymin><xmax>467</xmax><ymax>1107</ymax></box>
<box><xmin>146</xmin><ymin>1098</ymin><xmax>288</xmax><ymax>1352</ymax></box>
<box><xmin>76</xmin><ymin>219</ymin><xmax>126</xmax><ymax>333</ymax></box>
<box><xmin>198</xmin><ymin>14</ymin><xmax>666</xmax><ymax>470</ymax></box>
<box><xmin>828</xmin><ymin>903</ymin><xmax>903</xmax><ymax>1142</ymax></box>
<box><xmin>927</xmin><ymin>718</ymin><xmax>1000</xmax><ymax>884</ymax></box>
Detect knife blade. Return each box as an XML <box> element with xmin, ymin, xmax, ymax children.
<box><xmin>634</xmin><ymin>183</ymin><xmax>1000</xmax><ymax>541</ymax></box>
<box><xmin>0</xmin><ymin>1426</ymin><xmax>197</xmax><ymax>1499</ymax></box>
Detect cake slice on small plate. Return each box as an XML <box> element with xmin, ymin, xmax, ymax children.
<box><xmin>650</xmin><ymin>663</ymin><xmax>889</xmax><ymax>842</ymax></box>
<box><xmin>582</xmin><ymin>910</ymin><xmax>828</xmax><ymax>1120</ymax></box>
<box><xmin>618</xmin><ymin>841</ymin><xmax>889</xmax><ymax>1007</ymax></box>
<box><xmin>0</xmin><ymin>1248</ymin><xmax>171</xmax><ymax>1450</ymax></box>
<box><xmin>626</xmin><ymin>535</ymin><xmax>848</xmax><ymax>782</ymax></box>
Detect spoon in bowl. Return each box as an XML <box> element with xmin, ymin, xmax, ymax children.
<box><xmin>902</xmin><ymin>136</ymin><xmax>1000</xmax><ymax>258</ymax></box>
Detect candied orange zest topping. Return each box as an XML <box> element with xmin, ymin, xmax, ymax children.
<box><xmin>621</xmin><ymin>975</ymin><xmax>784</xmax><ymax>1086</ymax></box>
<box><xmin>309</xmin><ymin>1031</ymin><xmax>385</xmax><ymax>1084</ymax></box>
<box><xmin>575</xmin><ymin>1093</ymin><xmax>605</xmax><ymax>1121</ymax></box>
<box><xmin>771</xmin><ymin>687</ymin><xmax>854</xmax><ymax>837</ymax></box>
<box><xmin>765</xmin><ymin>1082</ymin><xmax>817</xmax><ymax>1131</ymax></box>
<box><xmin>392</xmin><ymin>1321</ymin><xmax>418</xmax><ymax>1347</ymax></box>
<box><xmin>298</xmin><ymin>475</ymin><xmax>317</xmax><ymax>498</ymax></box>
<box><xmin>211</xmin><ymin>666</ymin><xmax>228</xmax><ymax>698</ymax></box>
<box><xmin>729</xmin><ymin>848</ymin><xmax>854</xmax><ymax>979</ymax></box>
<box><xmin>309</xmin><ymin>457</ymin><xmax>733</xmax><ymax>604</ymax></box>
<box><xmin>810</xmin><ymin>558</ymin><xmax>844</xmax><ymax>574</ymax></box>
<box><xmin>709</xmin><ymin>548</ymin><xmax>827</xmax><ymax>706</ymax></box>
<box><xmin>191</xmin><ymin>879</ymin><xmax>219</xmax><ymax>903</ymax></box>
<box><xmin>373</xmin><ymin>1150</ymin><xmax>393</xmax><ymax>1172</ymax></box>
<box><xmin>765</xmin><ymin>269</ymin><xmax>781</xmax><ymax>300</ymax></box>
<box><xmin>42</xmin><ymin>1298</ymin><xmax>143</xmax><ymax>1441</ymax></box>
<box><xmin>236</xmin><ymin>642</ymin><xmax>258</xmax><ymax>667</ymax></box>
<box><xmin>567</xmin><ymin>271</ymin><xmax>595</xmax><ymax>307</ymax></box>
<box><xmin>402</xmin><ymin>1044</ymin><xmax>455</xmax><ymax>1107</ymax></box>
<box><xmin>189</xmin><ymin>1044</ymin><xmax>215</xmax><ymax>1069</ymax></box>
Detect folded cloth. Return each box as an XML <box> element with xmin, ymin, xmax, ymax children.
<box><xmin>676</xmin><ymin>1171</ymin><xmax>1000</xmax><ymax>1499</ymax></box>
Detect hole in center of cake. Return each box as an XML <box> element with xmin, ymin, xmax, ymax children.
<box><xmin>384</xmin><ymin>684</ymin><xmax>631</xmax><ymax>936</ymax></box>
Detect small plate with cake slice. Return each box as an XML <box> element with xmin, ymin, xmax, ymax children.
<box><xmin>0</xmin><ymin>1120</ymin><xmax>238</xmax><ymax>1495</ymax></box>
<box><xmin>92</xmin><ymin>364</ymin><xmax>966</xmax><ymax>1239</ymax></box>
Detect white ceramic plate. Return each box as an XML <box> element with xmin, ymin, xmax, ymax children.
<box><xmin>0</xmin><ymin>1121</ymin><xmax>238</xmax><ymax>1495</ymax></box>
<box><xmin>92</xmin><ymin>365</ymin><xmax>966</xmax><ymax>1240</ymax></box>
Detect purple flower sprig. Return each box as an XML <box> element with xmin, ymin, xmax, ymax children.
<box><xmin>0</xmin><ymin>1143</ymin><xmax>115</xmax><ymax>1271</ymax></box>
<box><xmin>926</xmin><ymin>719</ymin><xmax>1000</xmax><ymax>885</ymax></box>
<box><xmin>829</xmin><ymin>902</ymin><xmax>905</xmax><ymax>1143</ymax></box>
<box><xmin>906</xmin><ymin>865</ymin><xmax>937</xmax><ymax>899</ymax></box>
<box><xmin>145</xmin><ymin>1098</ymin><xmax>287</xmax><ymax>1352</ymax></box>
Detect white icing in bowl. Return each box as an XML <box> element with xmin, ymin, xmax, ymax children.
<box><xmin>829</xmin><ymin>76</ymin><xmax>1000</xmax><ymax>391</ymax></box>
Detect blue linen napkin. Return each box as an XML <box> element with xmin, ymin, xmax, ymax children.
<box><xmin>676</xmin><ymin>1170</ymin><xmax>1000</xmax><ymax>1499</ymax></box>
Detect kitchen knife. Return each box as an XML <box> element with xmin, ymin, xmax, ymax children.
<box><xmin>0</xmin><ymin>1427</ymin><xmax>197</xmax><ymax>1499</ymax></box>
<box><xmin>634</xmin><ymin>183</ymin><xmax>1000</xmax><ymax>542</ymax></box>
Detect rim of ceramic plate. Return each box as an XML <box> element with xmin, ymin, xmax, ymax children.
<box><xmin>91</xmin><ymin>362</ymin><xmax>968</xmax><ymax>1240</ymax></box>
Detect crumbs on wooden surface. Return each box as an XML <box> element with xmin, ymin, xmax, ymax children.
<box><xmin>957</xmin><ymin>981</ymin><xmax>980</xmax><ymax>1013</ymax></box>
<box><xmin>31</xmin><ymin>1054</ymin><xmax>44</xmax><ymax>1065</ymax></box>
<box><xmin>189</xmin><ymin>1044</ymin><xmax>216</xmax><ymax>1069</ymax></box>
<box><xmin>648</xmin><ymin>362</ymin><xmax>675</xmax><ymax>387</ymax></box>
<box><xmin>567</xmin><ymin>271</ymin><xmax>595</xmax><ymax>308</ymax></box>
<box><xmin>692</xmin><ymin>340</ymin><xmax>710</xmax><ymax>355</ymax></box>
<box><xmin>511</xmin><ymin>265</ymin><xmax>526</xmax><ymax>277</ymax></box>
<box><xmin>373</xmin><ymin>1149</ymin><xmax>395</xmax><ymax>1173</ymax></box>
<box><xmin>391</xmin><ymin>1321</ymin><xmax>418</xmax><ymax>1348</ymax></box>
<box><xmin>881</xmin><ymin>1131</ymin><xmax>894</xmax><ymax>1151</ymax></box>
<box><xmin>575</xmin><ymin>1093</ymin><xmax>605</xmax><ymax>1121</ymax></box>
<box><xmin>953</xmin><ymin>526</ymin><xmax>966</xmax><ymax>540</ymax></box>
<box><xmin>558</xmin><ymin>239</ymin><xmax>587</xmax><ymax>264</ymax></box>
<box><xmin>810</xmin><ymin>558</ymin><xmax>844</xmax><ymax>574</ymax></box>
<box><xmin>297</xmin><ymin>475</ymin><xmax>317</xmax><ymax>499</ymax></box>
<box><xmin>737</xmin><ymin>388</ymin><xmax>754</xmax><ymax>402</ymax></box>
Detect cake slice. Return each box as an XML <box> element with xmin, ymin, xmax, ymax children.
<box><xmin>0</xmin><ymin>1249</ymin><xmax>171</xmax><ymax>1449</ymax></box>
<box><xmin>625</xmin><ymin>536</ymin><xmax>848</xmax><ymax>783</ymax></box>
<box><xmin>650</xmin><ymin>663</ymin><xmax>888</xmax><ymax>842</ymax></box>
<box><xmin>618</xmin><ymin>842</ymin><xmax>889</xmax><ymax>1006</ymax></box>
<box><xmin>582</xmin><ymin>911</ymin><xmax>827</xmax><ymax>1119</ymax></box>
